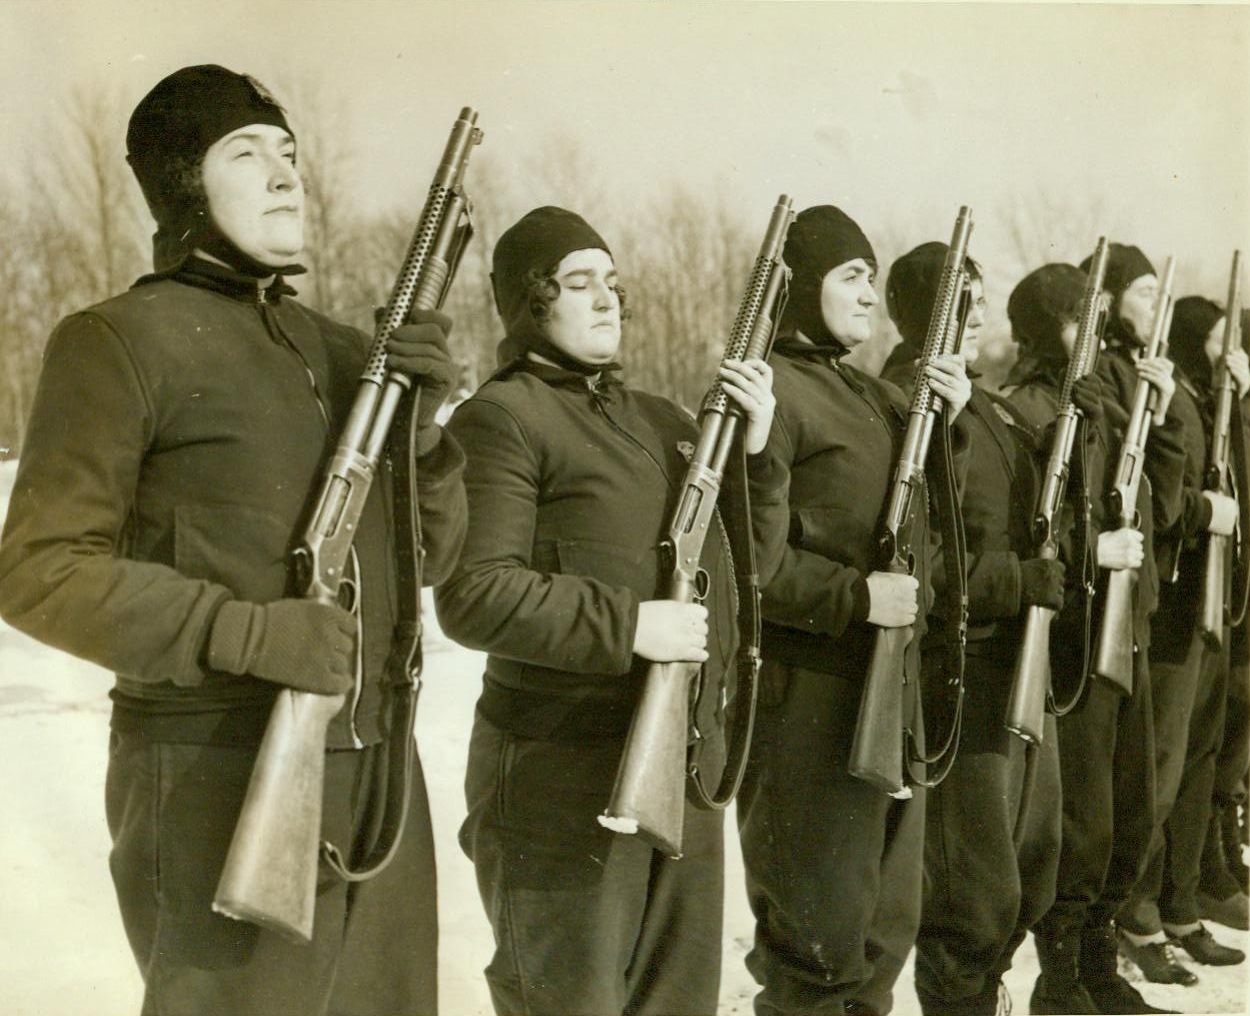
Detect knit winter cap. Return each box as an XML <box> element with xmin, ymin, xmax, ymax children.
<box><xmin>1081</xmin><ymin>243</ymin><xmax>1156</xmax><ymax>300</ymax></box>
<box><xmin>1007</xmin><ymin>263</ymin><xmax>1088</xmax><ymax>361</ymax></box>
<box><xmin>127</xmin><ymin>65</ymin><xmax>292</xmax><ymax>270</ymax></box>
<box><xmin>1080</xmin><ymin>242</ymin><xmax>1156</xmax><ymax>348</ymax></box>
<box><xmin>885</xmin><ymin>240</ymin><xmax>983</xmax><ymax>351</ymax></box>
<box><xmin>1169</xmin><ymin>295</ymin><xmax>1225</xmax><ymax>392</ymax></box>
<box><xmin>491</xmin><ymin>206</ymin><xmax>612</xmax><ymax>367</ymax></box>
<box><xmin>778</xmin><ymin>205</ymin><xmax>876</xmax><ymax>346</ymax></box>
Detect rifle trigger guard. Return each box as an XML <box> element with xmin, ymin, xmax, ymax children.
<box><xmin>694</xmin><ymin>567</ymin><xmax>711</xmax><ymax>602</ymax></box>
<box><xmin>658</xmin><ymin>538</ymin><xmax>677</xmax><ymax>576</ymax></box>
<box><xmin>338</xmin><ymin>575</ymin><xmax>359</xmax><ymax>614</ymax></box>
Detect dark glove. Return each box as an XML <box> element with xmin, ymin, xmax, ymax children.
<box><xmin>1070</xmin><ymin>373</ymin><xmax>1105</xmax><ymax>424</ymax></box>
<box><xmin>384</xmin><ymin>308</ymin><xmax>456</xmax><ymax>429</ymax></box>
<box><xmin>1019</xmin><ymin>557</ymin><xmax>1066</xmax><ymax>611</ymax></box>
<box><xmin>207</xmin><ymin>599</ymin><xmax>356</xmax><ymax>695</ymax></box>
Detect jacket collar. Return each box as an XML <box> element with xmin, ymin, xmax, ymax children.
<box><xmin>134</xmin><ymin>254</ymin><xmax>298</xmax><ymax>304</ymax></box>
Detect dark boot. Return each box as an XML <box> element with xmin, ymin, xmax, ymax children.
<box><xmin>1199</xmin><ymin>809</ymin><xmax>1243</xmax><ymax>906</ymax></box>
<box><xmin>1029</xmin><ymin>930</ymin><xmax>1099</xmax><ymax>1014</ymax></box>
<box><xmin>1080</xmin><ymin>923</ymin><xmax>1178</xmax><ymax>1014</ymax></box>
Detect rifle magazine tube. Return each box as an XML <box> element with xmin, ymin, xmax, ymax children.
<box><xmin>1094</xmin><ymin>569</ymin><xmax>1136</xmax><ymax>695</ymax></box>
<box><xmin>599</xmin><ymin>659</ymin><xmax>698</xmax><ymax>857</ymax></box>
<box><xmin>1006</xmin><ymin>605</ymin><xmax>1053</xmax><ymax>744</ymax></box>
<box><xmin>213</xmin><ymin>688</ymin><xmax>346</xmax><ymax>942</ymax></box>
<box><xmin>849</xmin><ymin>625</ymin><xmax>913</xmax><ymax>798</ymax></box>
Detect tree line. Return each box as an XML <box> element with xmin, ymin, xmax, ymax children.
<box><xmin>0</xmin><ymin>82</ymin><xmax>1229</xmax><ymax>457</ymax></box>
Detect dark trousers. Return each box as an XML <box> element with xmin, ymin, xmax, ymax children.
<box><xmin>914</xmin><ymin>650</ymin><xmax>1062</xmax><ymax>1015</ymax></box>
<box><xmin>106</xmin><ymin>730</ymin><xmax>438</xmax><ymax>1016</ymax></box>
<box><xmin>460</xmin><ymin>711</ymin><xmax>724</xmax><ymax>1016</ymax></box>
<box><xmin>1035</xmin><ymin>650</ymin><xmax>1157</xmax><ymax>942</ymax></box>
<box><xmin>1123</xmin><ymin>632</ymin><xmax>1228</xmax><ymax>929</ymax></box>
<box><xmin>1214</xmin><ymin>665</ymin><xmax>1249</xmax><ymax>807</ymax></box>
<box><xmin>738</xmin><ymin>661</ymin><xmax>925</xmax><ymax>1016</ymax></box>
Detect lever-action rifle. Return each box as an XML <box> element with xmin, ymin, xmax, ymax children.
<box><xmin>848</xmin><ymin>206</ymin><xmax>973</xmax><ymax>797</ymax></box>
<box><xmin>598</xmin><ymin>194</ymin><xmax>794</xmax><ymax>857</ymax></box>
<box><xmin>1093</xmin><ymin>256</ymin><xmax>1177</xmax><ymax>694</ymax></box>
<box><xmin>213</xmin><ymin>108</ymin><xmax>482</xmax><ymax>942</ymax></box>
<box><xmin>1005</xmin><ymin>238</ymin><xmax>1110</xmax><ymax>744</ymax></box>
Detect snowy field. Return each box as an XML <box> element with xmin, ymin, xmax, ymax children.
<box><xmin>1</xmin><ymin>458</ymin><xmax>1246</xmax><ymax>1014</ymax></box>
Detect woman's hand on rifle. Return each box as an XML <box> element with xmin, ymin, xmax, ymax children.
<box><xmin>924</xmin><ymin>352</ymin><xmax>972</xmax><ymax>420</ymax></box>
<box><xmin>633</xmin><ymin>601</ymin><xmax>710</xmax><ymax>663</ymax></box>
<box><xmin>1071</xmin><ymin>374</ymin><xmax>1106</xmax><ymax>423</ymax></box>
<box><xmin>719</xmin><ymin>358</ymin><xmax>776</xmax><ymax>455</ymax></box>
<box><xmin>1204</xmin><ymin>491</ymin><xmax>1239</xmax><ymax>536</ymax></box>
<box><xmin>1227</xmin><ymin>347</ymin><xmax>1250</xmax><ymax>399</ymax></box>
<box><xmin>865</xmin><ymin>571</ymin><xmax>920</xmax><ymax>628</ymax></box>
<box><xmin>1135</xmin><ymin>355</ymin><xmax>1175</xmax><ymax>424</ymax></box>
<box><xmin>1097</xmin><ymin>528</ymin><xmax>1145</xmax><ymax>571</ymax></box>
<box><xmin>207</xmin><ymin>599</ymin><xmax>357</xmax><ymax>695</ymax></box>
<box><xmin>385</xmin><ymin>308</ymin><xmax>457</xmax><ymax>429</ymax></box>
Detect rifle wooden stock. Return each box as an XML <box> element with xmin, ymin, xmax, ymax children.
<box><xmin>1092</xmin><ymin>256</ymin><xmax>1175</xmax><ymax>695</ymax></box>
<box><xmin>1005</xmin><ymin>604</ymin><xmax>1053</xmax><ymax>743</ymax></box>
<box><xmin>849</xmin><ymin>207</ymin><xmax>973</xmax><ymax>796</ymax></box>
<box><xmin>600</xmin><ymin>195</ymin><xmax>794</xmax><ymax>857</ymax></box>
<box><xmin>212</xmin><ymin>689</ymin><xmax>343</xmax><ymax>939</ymax></box>
<box><xmin>1094</xmin><ymin>569</ymin><xmax>1136</xmax><ymax>694</ymax></box>
<box><xmin>1201</xmin><ymin>251</ymin><xmax>1243</xmax><ymax>646</ymax></box>
<box><xmin>599</xmin><ymin>652</ymin><xmax>700</xmax><ymax>855</ymax></box>
<box><xmin>1204</xmin><ymin>533</ymin><xmax>1230</xmax><ymax>646</ymax></box>
<box><xmin>849</xmin><ymin>624</ymin><xmax>910</xmax><ymax>795</ymax></box>
<box><xmin>1005</xmin><ymin>238</ymin><xmax>1110</xmax><ymax>742</ymax></box>
<box><xmin>213</xmin><ymin>108</ymin><xmax>482</xmax><ymax>941</ymax></box>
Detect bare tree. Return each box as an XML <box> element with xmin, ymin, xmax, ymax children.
<box><xmin>2</xmin><ymin>87</ymin><xmax>149</xmax><ymax>452</ymax></box>
<box><xmin>277</xmin><ymin>76</ymin><xmax>356</xmax><ymax>318</ymax></box>
<box><xmin>25</xmin><ymin>86</ymin><xmax>147</xmax><ymax>304</ymax></box>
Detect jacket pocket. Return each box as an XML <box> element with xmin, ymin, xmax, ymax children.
<box><xmin>795</xmin><ymin>504</ymin><xmax>875</xmax><ymax>573</ymax></box>
<box><xmin>174</xmin><ymin>503</ymin><xmax>293</xmax><ymax>602</ymax></box>
<box><xmin>552</xmin><ymin>537</ymin><xmax>661</xmax><ymax>598</ymax></box>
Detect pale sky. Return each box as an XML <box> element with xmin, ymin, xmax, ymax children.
<box><xmin>2</xmin><ymin>0</ymin><xmax>1248</xmax><ymax>293</ymax></box>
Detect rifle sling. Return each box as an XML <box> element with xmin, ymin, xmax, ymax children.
<box><xmin>322</xmin><ymin>384</ymin><xmax>425</xmax><ymax>883</ymax></box>
<box><xmin>1230</xmin><ymin>395</ymin><xmax>1250</xmax><ymax>627</ymax></box>
<box><xmin>907</xmin><ymin>403</ymin><xmax>967</xmax><ymax>787</ymax></box>
<box><xmin>689</xmin><ymin>437</ymin><xmax>760</xmax><ymax>811</ymax></box>
<box><xmin>1050</xmin><ymin>416</ymin><xmax>1095</xmax><ymax>716</ymax></box>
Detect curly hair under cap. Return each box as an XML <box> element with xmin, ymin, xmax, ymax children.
<box><xmin>523</xmin><ymin>266</ymin><xmax>631</xmax><ymax>325</ymax></box>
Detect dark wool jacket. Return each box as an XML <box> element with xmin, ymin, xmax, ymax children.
<box><xmin>1150</xmin><ymin>374</ymin><xmax>1215</xmax><ymax>662</ymax></box>
<box><xmin>882</xmin><ymin>353</ymin><xmax>1057</xmax><ymax>655</ymax></box>
<box><xmin>1005</xmin><ymin>356</ymin><xmax>1186</xmax><ymax>651</ymax></box>
<box><xmin>0</xmin><ymin>259</ymin><xmax>466</xmax><ymax>749</ymax></box>
<box><xmin>757</xmin><ymin>343</ymin><xmax>966</xmax><ymax>682</ymax></box>
<box><xmin>434</xmin><ymin>360</ymin><xmax>789</xmax><ymax>745</ymax></box>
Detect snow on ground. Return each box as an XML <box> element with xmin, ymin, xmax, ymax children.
<box><xmin>1</xmin><ymin>458</ymin><xmax>1247</xmax><ymax>1014</ymax></box>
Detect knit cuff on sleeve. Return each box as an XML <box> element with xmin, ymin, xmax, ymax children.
<box><xmin>205</xmin><ymin>599</ymin><xmax>260</xmax><ymax>675</ymax></box>
<box><xmin>851</xmin><ymin>575</ymin><xmax>872</xmax><ymax>623</ymax></box>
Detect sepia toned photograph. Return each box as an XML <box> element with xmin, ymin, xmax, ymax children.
<box><xmin>1</xmin><ymin>2</ymin><xmax>1248</xmax><ymax>1014</ymax></box>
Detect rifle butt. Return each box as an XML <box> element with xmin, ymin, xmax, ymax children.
<box><xmin>213</xmin><ymin>688</ymin><xmax>344</xmax><ymax>942</ymax></box>
<box><xmin>599</xmin><ymin>661</ymin><xmax>697</xmax><ymax>858</ymax></box>
<box><xmin>1094</xmin><ymin>569</ymin><xmax>1136</xmax><ymax>695</ymax></box>
<box><xmin>1005</xmin><ymin>606</ymin><xmax>1053</xmax><ymax>744</ymax></box>
<box><xmin>849</xmin><ymin>626</ymin><xmax>911</xmax><ymax>797</ymax></box>
<box><xmin>1203</xmin><ymin>534</ymin><xmax>1229</xmax><ymax>649</ymax></box>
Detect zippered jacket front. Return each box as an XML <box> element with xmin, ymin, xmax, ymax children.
<box><xmin>434</xmin><ymin>360</ymin><xmax>788</xmax><ymax>744</ymax></box>
<box><xmin>0</xmin><ymin>259</ymin><xmax>466</xmax><ymax>748</ymax></box>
